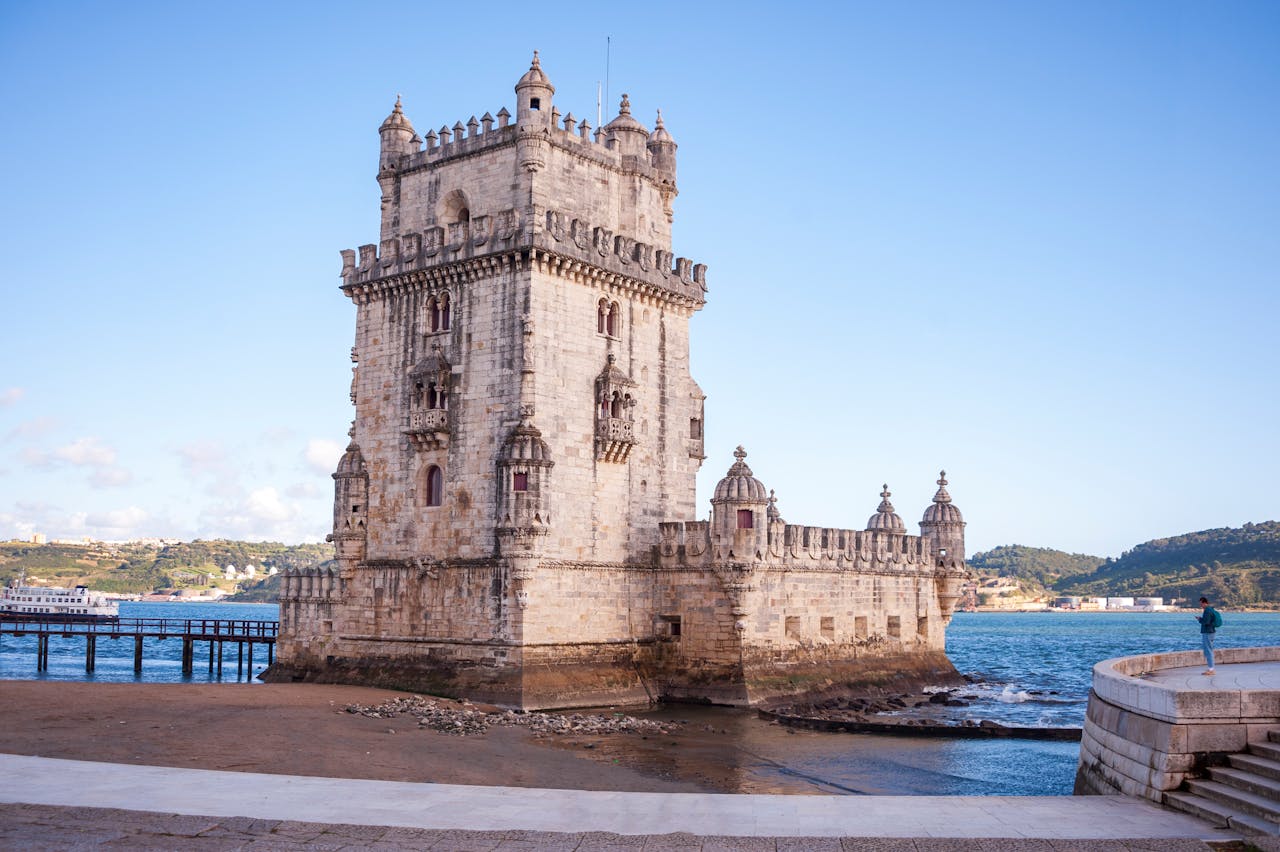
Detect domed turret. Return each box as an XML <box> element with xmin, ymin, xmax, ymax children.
<box><xmin>515</xmin><ymin>50</ymin><xmax>555</xmax><ymax>124</ymax></box>
<box><xmin>379</xmin><ymin>95</ymin><xmax>418</xmax><ymax>168</ymax></box>
<box><xmin>496</xmin><ymin>419</ymin><xmax>555</xmax><ymax>556</ymax></box>
<box><xmin>713</xmin><ymin>446</ymin><xmax>767</xmax><ymax>502</ymax></box>
<box><xmin>919</xmin><ymin>470</ymin><xmax>966</xmax><ymax>566</ymax></box>
<box><xmin>646</xmin><ymin>109</ymin><xmax>677</xmax><ymax>184</ymax></box>
<box><xmin>922</xmin><ymin>471</ymin><xmax>964</xmax><ymax>525</ymax></box>
<box><xmin>866</xmin><ymin>485</ymin><xmax>906</xmax><ymax>533</ymax></box>
<box><xmin>604</xmin><ymin>94</ymin><xmax>649</xmax><ymax>156</ymax></box>
<box><xmin>710</xmin><ymin>446</ymin><xmax>769</xmax><ymax>553</ymax></box>
<box><xmin>332</xmin><ymin>437</ymin><xmax>369</xmax><ymax>568</ymax></box>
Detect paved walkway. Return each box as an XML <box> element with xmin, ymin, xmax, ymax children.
<box><xmin>0</xmin><ymin>754</ymin><xmax>1245</xmax><ymax>848</ymax></box>
<box><xmin>1147</xmin><ymin>660</ymin><xmax>1280</xmax><ymax>691</ymax></box>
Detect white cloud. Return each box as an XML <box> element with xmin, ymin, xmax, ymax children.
<box><xmin>3</xmin><ymin>416</ymin><xmax>58</xmax><ymax>444</ymax></box>
<box><xmin>246</xmin><ymin>487</ymin><xmax>293</xmax><ymax>523</ymax></box>
<box><xmin>85</xmin><ymin>506</ymin><xmax>149</xmax><ymax>537</ymax></box>
<box><xmin>177</xmin><ymin>441</ymin><xmax>228</xmax><ymax>476</ymax></box>
<box><xmin>304</xmin><ymin>438</ymin><xmax>344</xmax><ymax>474</ymax></box>
<box><xmin>0</xmin><ymin>388</ymin><xmax>24</xmax><ymax>408</ymax></box>
<box><xmin>55</xmin><ymin>437</ymin><xmax>116</xmax><ymax>467</ymax></box>
<box><xmin>90</xmin><ymin>467</ymin><xmax>134</xmax><ymax>488</ymax></box>
<box><xmin>286</xmin><ymin>481</ymin><xmax>323</xmax><ymax>499</ymax></box>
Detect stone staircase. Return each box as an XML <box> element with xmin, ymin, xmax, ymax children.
<box><xmin>1164</xmin><ymin>728</ymin><xmax>1280</xmax><ymax>836</ymax></box>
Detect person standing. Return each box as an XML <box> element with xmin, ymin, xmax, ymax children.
<box><xmin>1196</xmin><ymin>596</ymin><xmax>1221</xmax><ymax>675</ymax></box>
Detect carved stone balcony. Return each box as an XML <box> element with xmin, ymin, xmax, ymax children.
<box><xmin>406</xmin><ymin>408</ymin><xmax>449</xmax><ymax>450</ymax></box>
<box><xmin>595</xmin><ymin>416</ymin><xmax>635</xmax><ymax>463</ymax></box>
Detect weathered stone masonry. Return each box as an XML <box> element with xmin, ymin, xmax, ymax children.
<box><xmin>267</xmin><ymin>53</ymin><xmax>970</xmax><ymax>710</ymax></box>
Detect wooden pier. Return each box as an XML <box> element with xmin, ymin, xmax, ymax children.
<box><xmin>0</xmin><ymin>617</ymin><xmax>277</xmax><ymax>679</ymax></box>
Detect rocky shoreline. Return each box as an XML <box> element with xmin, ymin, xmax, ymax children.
<box><xmin>767</xmin><ymin>685</ymin><xmax>1082</xmax><ymax>741</ymax></box>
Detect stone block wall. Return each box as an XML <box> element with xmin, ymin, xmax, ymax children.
<box><xmin>1075</xmin><ymin>646</ymin><xmax>1280</xmax><ymax>801</ymax></box>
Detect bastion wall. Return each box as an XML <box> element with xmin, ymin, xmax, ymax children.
<box><xmin>1075</xmin><ymin>646</ymin><xmax>1280</xmax><ymax>801</ymax></box>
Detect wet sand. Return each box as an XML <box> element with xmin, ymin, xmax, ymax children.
<box><xmin>0</xmin><ymin>681</ymin><xmax>788</xmax><ymax>794</ymax></box>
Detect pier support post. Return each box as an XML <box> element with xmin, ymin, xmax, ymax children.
<box><xmin>37</xmin><ymin>634</ymin><xmax>48</xmax><ymax>671</ymax></box>
<box><xmin>208</xmin><ymin>640</ymin><xmax>214</xmax><ymax>674</ymax></box>
<box><xmin>133</xmin><ymin>635</ymin><xmax>143</xmax><ymax>674</ymax></box>
<box><xmin>181</xmin><ymin>638</ymin><xmax>193</xmax><ymax>675</ymax></box>
<box><xmin>85</xmin><ymin>634</ymin><xmax>96</xmax><ymax>673</ymax></box>
<box><xmin>237</xmin><ymin>642</ymin><xmax>244</xmax><ymax>679</ymax></box>
<box><xmin>247</xmin><ymin>641</ymin><xmax>254</xmax><ymax>675</ymax></box>
<box><xmin>217</xmin><ymin>641</ymin><xmax>223</xmax><ymax>679</ymax></box>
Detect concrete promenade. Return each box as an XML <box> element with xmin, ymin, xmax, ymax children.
<box><xmin>0</xmin><ymin>753</ymin><xmax>1251</xmax><ymax>850</ymax></box>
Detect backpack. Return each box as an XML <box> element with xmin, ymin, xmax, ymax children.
<box><xmin>1213</xmin><ymin>609</ymin><xmax>1223</xmax><ymax>629</ymax></box>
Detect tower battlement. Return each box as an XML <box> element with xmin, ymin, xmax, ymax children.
<box><xmin>270</xmin><ymin>53</ymin><xmax>969</xmax><ymax>711</ymax></box>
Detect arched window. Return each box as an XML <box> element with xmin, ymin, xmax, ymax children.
<box><xmin>599</xmin><ymin>397</ymin><xmax>610</xmax><ymax>419</ymax></box>
<box><xmin>606</xmin><ymin>301</ymin><xmax>619</xmax><ymax>337</ymax></box>
<box><xmin>737</xmin><ymin>509</ymin><xmax>754</xmax><ymax>529</ymax></box>
<box><xmin>426</xmin><ymin>382</ymin><xmax>445</xmax><ymax>410</ymax></box>
<box><xmin>513</xmin><ymin>472</ymin><xmax>529</xmax><ymax>492</ymax></box>
<box><xmin>597</xmin><ymin>299</ymin><xmax>609</xmax><ymax>334</ymax></box>
<box><xmin>425</xmin><ymin>465</ymin><xmax>444</xmax><ymax>507</ymax></box>
<box><xmin>429</xmin><ymin>292</ymin><xmax>452</xmax><ymax>333</ymax></box>
<box><xmin>609</xmin><ymin>392</ymin><xmax>622</xmax><ymax>418</ymax></box>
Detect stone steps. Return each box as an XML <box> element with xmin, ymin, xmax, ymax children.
<box><xmin>1162</xmin><ymin>729</ymin><xmax>1280</xmax><ymax>836</ymax></box>
<box><xmin>1227</xmin><ymin>753</ymin><xmax>1280</xmax><ymax>784</ymax></box>
<box><xmin>1163</xmin><ymin>789</ymin><xmax>1279</xmax><ymax>837</ymax></box>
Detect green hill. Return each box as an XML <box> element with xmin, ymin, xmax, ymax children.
<box><xmin>1054</xmin><ymin>521</ymin><xmax>1280</xmax><ymax>607</ymax></box>
<box><xmin>0</xmin><ymin>539</ymin><xmax>331</xmax><ymax>596</ymax></box>
<box><xmin>971</xmin><ymin>522</ymin><xmax>1280</xmax><ymax>608</ymax></box>
<box><xmin>968</xmin><ymin>545</ymin><xmax>1104</xmax><ymax>588</ymax></box>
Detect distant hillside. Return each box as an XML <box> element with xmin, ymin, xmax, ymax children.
<box><xmin>0</xmin><ymin>539</ymin><xmax>331</xmax><ymax>596</ymax></box>
<box><xmin>968</xmin><ymin>545</ymin><xmax>1104</xmax><ymax>588</ymax></box>
<box><xmin>1054</xmin><ymin>521</ymin><xmax>1280</xmax><ymax>607</ymax></box>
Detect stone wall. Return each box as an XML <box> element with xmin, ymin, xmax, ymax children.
<box><xmin>1075</xmin><ymin>646</ymin><xmax>1280</xmax><ymax>801</ymax></box>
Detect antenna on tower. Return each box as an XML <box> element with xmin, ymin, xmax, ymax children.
<box><xmin>596</xmin><ymin>81</ymin><xmax>602</xmax><ymax>130</ymax></box>
<box><xmin>605</xmin><ymin>35</ymin><xmax>611</xmax><ymax>117</ymax></box>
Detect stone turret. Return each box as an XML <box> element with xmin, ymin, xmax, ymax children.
<box><xmin>496</xmin><ymin>419</ymin><xmax>555</xmax><ymax>557</ymax></box>
<box><xmin>604</xmin><ymin>94</ymin><xmax>649</xmax><ymax>157</ymax></box>
<box><xmin>515</xmin><ymin>50</ymin><xmax>554</xmax><ymax>124</ymax></box>
<box><xmin>866</xmin><ymin>485</ymin><xmax>906</xmax><ymax>533</ymax></box>
<box><xmin>919</xmin><ymin>471</ymin><xmax>966</xmax><ymax>568</ymax></box>
<box><xmin>646</xmin><ymin>109</ymin><xmax>677</xmax><ymax>186</ymax></box>
<box><xmin>379</xmin><ymin>95</ymin><xmax>418</xmax><ymax>168</ymax></box>
<box><xmin>710</xmin><ymin>446</ymin><xmax>769</xmax><ymax>559</ymax></box>
<box><xmin>330</xmin><ymin>436</ymin><xmax>368</xmax><ymax>573</ymax></box>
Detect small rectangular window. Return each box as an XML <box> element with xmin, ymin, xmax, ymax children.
<box><xmin>530</xmin><ymin>98</ymin><xmax>541</xmax><ymax>110</ymax></box>
<box><xmin>737</xmin><ymin>509</ymin><xmax>754</xmax><ymax>529</ymax></box>
<box><xmin>658</xmin><ymin>614</ymin><xmax>681</xmax><ymax>638</ymax></box>
<box><xmin>513</xmin><ymin>472</ymin><xmax>529</xmax><ymax>492</ymax></box>
<box><xmin>917</xmin><ymin>616</ymin><xmax>929</xmax><ymax>637</ymax></box>
<box><xmin>855</xmin><ymin>616</ymin><xmax>868</xmax><ymax>640</ymax></box>
<box><xmin>820</xmin><ymin>617</ymin><xmax>835</xmax><ymax>640</ymax></box>
<box><xmin>887</xmin><ymin>616</ymin><xmax>901</xmax><ymax>639</ymax></box>
<box><xmin>689</xmin><ymin>418</ymin><xmax>702</xmax><ymax>439</ymax></box>
<box><xmin>784</xmin><ymin>615</ymin><xmax>801</xmax><ymax>639</ymax></box>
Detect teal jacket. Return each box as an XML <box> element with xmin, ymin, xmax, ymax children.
<box><xmin>1197</xmin><ymin>606</ymin><xmax>1220</xmax><ymax>634</ymax></box>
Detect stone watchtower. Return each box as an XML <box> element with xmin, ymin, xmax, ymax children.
<box><xmin>270</xmin><ymin>54</ymin><xmax>710</xmax><ymax>708</ymax></box>
<box><xmin>272</xmin><ymin>53</ymin><xmax>969</xmax><ymax>710</ymax></box>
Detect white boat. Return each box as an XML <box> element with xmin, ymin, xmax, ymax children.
<box><xmin>1</xmin><ymin>571</ymin><xmax>119</xmax><ymax>622</ymax></box>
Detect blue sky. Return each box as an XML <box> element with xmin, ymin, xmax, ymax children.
<box><xmin>1</xmin><ymin>1</ymin><xmax>1276</xmax><ymax>556</ymax></box>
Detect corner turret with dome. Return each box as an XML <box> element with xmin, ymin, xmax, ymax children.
<box><xmin>272</xmin><ymin>51</ymin><xmax>969</xmax><ymax>711</ymax></box>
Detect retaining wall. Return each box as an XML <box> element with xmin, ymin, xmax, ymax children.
<box><xmin>1075</xmin><ymin>645</ymin><xmax>1280</xmax><ymax>801</ymax></box>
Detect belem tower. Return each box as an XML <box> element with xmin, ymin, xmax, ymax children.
<box><xmin>267</xmin><ymin>53</ymin><xmax>970</xmax><ymax>710</ymax></box>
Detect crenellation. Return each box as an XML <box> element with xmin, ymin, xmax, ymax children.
<box><xmin>273</xmin><ymin>52</ymin><xmax>969</xmax><ymax>711</ymax></box>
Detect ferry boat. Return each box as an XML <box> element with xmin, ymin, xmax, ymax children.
<box><xmin>1</xmin><ymin>571</ymin><xmax>119</xmax><ymax>622</ymax></box>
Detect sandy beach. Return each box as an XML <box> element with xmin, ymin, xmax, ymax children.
<box><xmin>0</xmin><ymin>681</ymin><xmax>772</xmax><ymax>794</ymax></box>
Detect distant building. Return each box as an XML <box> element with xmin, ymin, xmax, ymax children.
<box><xmin>30</xmin><ymin>533</ymin><xmax>46</xmax><ymax>545</ymax></box>
<box><xmin>1107</xmin><ymin>597</ymin><xmax>1136</xmax><ymax>609</ymax></box>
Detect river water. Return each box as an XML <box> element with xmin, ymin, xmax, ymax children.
<box><xmin>3</xmin><ymin>604</ymin><xmax>1276</xmax><ymax>795</ymax></box>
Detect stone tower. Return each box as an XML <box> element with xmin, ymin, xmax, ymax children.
<box><xmin>271</xmin><ymin>54</ymin><xmax>710</xmax><ymax>708</ymax></box>
<box><xmin>271</xmin><ymin>53</ymin><xmax>968</xmax><ymax>710</ymax></box>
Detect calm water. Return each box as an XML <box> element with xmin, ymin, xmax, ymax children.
<box><xmin>2</xmin><ymin>604</ymin><xmax>1275</xmax><ymax>795</ymax></box>
<box><xmin>0</xmin><ymin>601</ymin><xmax>280</xmax><ymax>683</ymax></box>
